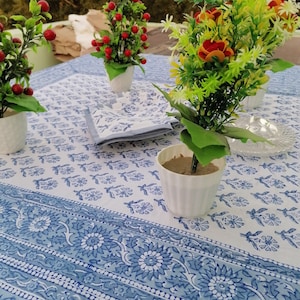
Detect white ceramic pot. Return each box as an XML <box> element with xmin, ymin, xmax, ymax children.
<box><xmin>241</xmin><ymin>82</ymin><xmax>269</xmax><ymax>109</ymax></box>
<box><xmin>0</xmin><ymin>111</ymin><xmax>27</xmax><ymax>154</ymax></box>
<box><xmin>156</xmin><ymin>144</ymin><xmax>226</xmax><ymax>218</ymax></box>
<box><xmin>108</xmin><ymin>65</ymin><xmax>134</xmax><ymax>93</ymax></box>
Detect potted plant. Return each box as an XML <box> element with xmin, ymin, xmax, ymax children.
<box><xmin>155</xmin><ymin>0</ymin><xmax>299</xmax><ymax>217</ymax></box>
<box><xmin>91</xmin><ymin>0</ymin><xmax>151</xmax><ymax>93</ymax></box>
<box><xmin>0</xmin><ymin>0</ymin><xmax>56</xmax><ymax>154</ymax></box>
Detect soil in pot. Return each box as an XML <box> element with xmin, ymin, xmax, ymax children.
<box><xmin>163</xmin><ymin>155</ymin><xmax>219</xmax><ymax>175</ymax></box>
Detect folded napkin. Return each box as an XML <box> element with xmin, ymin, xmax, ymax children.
<box><xmin>85</xmin><ymin>83</ymin><xmax>178</xmax><ymax>145</ymax></box>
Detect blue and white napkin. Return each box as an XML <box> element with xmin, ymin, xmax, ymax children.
<box><xmin>85</xmin><ymin>83</ymin><xmax>178</xmax><ymax>145</ymax></box>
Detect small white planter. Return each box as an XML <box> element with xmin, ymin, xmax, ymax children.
<box><xmin>0</xmin><ymin>111</ymin><xmax>27</xmax><ymax>154</ymax></box>
<box><xmin>156</xmin><ymin>144</ymin><xmax>226</xmax><ymax>218</ymax></box>
<box><xmin>108</xmin><ymin>65</ymin><xmax>134</xmax><ymax>93</ymax></box>
<box><xmin>241</xmin><ymin>83</ymin><xmax>269</xmax><ymax>109</ymax></box>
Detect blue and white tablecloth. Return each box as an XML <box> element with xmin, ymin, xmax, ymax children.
<box><xmin>0</xmin><ymin>54</ymin><xmax>299</xmax><ymax>299</ymax></box>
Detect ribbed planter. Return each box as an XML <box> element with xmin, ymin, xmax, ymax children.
<box><xmin>0</xmin><ymin>111</ymin><xmax>27</xmax><ymax>154</ymax></box>
<box><xmin>106</xmin><ymin>65</ymin><xmax>134</xmax><ymax>93</ymax></box>
<box><xmin>156</xmin><ymin>144</ymin><xmax>226</xmax><ymax>218</ymax></box>
<box><xmin>241</xmin><ymin>82</ymin><xmax>269</xmax><ymax>109</ymax></box>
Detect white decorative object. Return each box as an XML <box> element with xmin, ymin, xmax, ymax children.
<box><xmin>0</xmin><ymin>111</ymin><xmax>27</xmax><ymax>154</ymax></box>
<box><xmin>156</xmin><ymin>144</ymin><xmax>226</xmax><ymax>218</ymax></box>
<box><xmin>241</xmin><ymin>83</ymin><xmax>269</xmax><ymax>109</ymax></box>
<box><xmin>109</xmin><ymin>66</ymin><xmax>134</xmax><ymax>93</ymax></box>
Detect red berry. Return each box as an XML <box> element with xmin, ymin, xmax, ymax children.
<box><xmin>27</xmin><ymin>68</ymin><xmax>32</xmax><ymax>75</ymax></box>
<box><xmin>121</xmin><ymin>32</ymin><xmax>129</xmax><ymax>39</ymax></box>
<box><xmin>43</xmin><ymin>29</ymin><xmax>56</xmax><ymax>41</ymax></box>
<box><xmin>131</xmin><ymin>25</ymin><xmax>139</xmax><ymax>34</ymax></box>
<box><xmin>12</xmin><ymin>37</ymin><xmax>22</xmax><ymax>46</ymax></box>
<box><xmin>107</xmin><ymin>1</ymin><xmax>116</xmax><ymax>10</ymax></box>
<box><xmin>105</xmin><ymin>47</ymin><xmax>113</xmax><ymax>55</ymax></box>
<box><xmin>124</xmin><ymin>49</ymin><xmax>132</xmax><ymax>57</ymax></box>
<box><xmin>38</xmin><ymin>0</ymin><xmax>50</xmax><ymax>12</ymax></box>
<box><xmin>142</xmin><ymin>26</ymin><xmax>147</xmax><ymax>33</ymax></box>
<box><xmin>91</xmin><ymin>39</ymin><xmax>98</xmax><ymax>47</ymax></box>
<box><xmin>11</xmin><ymin>84</ymin><xmax>23</xmax><ymax>95</ymax></box>
<box><xmin>140</xmin><ymin>34</ymin><xmax>148</xmax><ymax>42</ymax></box>
<box><xmin>143</xmin><ymin>12</ymin><xmax>151</xmax><ymax>21</ymax></box>
<box><xmin>0</xmin><ymin>50</ymin><xmax>6</xmax><ymax>62</ymax></box>
<box><xmin>102</xmin><ymin>36</ymin><xmax>110</xmax><ymax>44</ymax></box>
<box><xmin>132</xmin><ymin>0</ymin><xmax>139</xmax><ymax>2</ymax></box>
<box><xmin>24</xmin><ymin>87</ymin><xmax>34</xmax><ymax>96</ymax></box>
<box><xmin>140</xmin><ymin>58</ymin><xmax>147</xmax><ymax>65</ymax></box>
<box><xmin>143</xmin><ymin>43</ymin><xmax>149</xmax><ymax>49</ymax></box>
<box><xmin>115</xmin><ymin>13</ymin><xmax>122</xmax><ymax>21</ymax></box>
<box><xmin>0</xmin><ymin>22</ymin><xmax>4</xmax><ymax>32</ymax></box>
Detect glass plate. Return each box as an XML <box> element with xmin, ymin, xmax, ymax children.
<box><xmin>228</xmin><ymin>116</ymin><xmax>296</xmax><ymax>156</ymax></box>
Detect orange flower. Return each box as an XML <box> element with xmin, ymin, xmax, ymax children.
<box><xmin>194</xmin><ymin>8</ymin><xmax>222</xmax><ymax>23</ymax></box>
<box><xmin>198</xmin><ymin>40</ymin><xmax>234</xmax><ymax>63</ymax></box>
<box><xmin>268</xmin><ymin>0</ymin><xmax>298</xmax><ymax>32</ymax></box>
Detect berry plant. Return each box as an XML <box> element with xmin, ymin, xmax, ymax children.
<box><xmin>0</xmin><ymin>0</ymin><xmax>56</xmax><ymax>118</ymax></box>
<box><xmin>91</xmin><ymin>0</ymin><xmax>150</xmax><ymax>68</ymax></box>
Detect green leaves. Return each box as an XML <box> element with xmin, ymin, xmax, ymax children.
<box><xmin>104</xmin><ymin>61</ymin><xmax>132</xmax><ymax>80</ymax></box>
<box><xmin>6</xmin><ymin>94</ymin><xmax>46</xmax><ymax>113</ymax></box>
<box><xmin>270</xmin><ymin>58</ymin><xmax>294</xmax><ymax>73</ymax></box>
<box><xmin>1</xmin><ymin>0</ymin><xmax>53</xmax><ymax>117</ymax></box>
<box><xmin>180</xmin><ymin>118</ymin><xmax>230</xmax><ymax>166</ymax></box>
<box><xmin>178</xmin><ymin>118</ymin><xmax>270</xmax><ymax>166</ymax></box>
<box><xmin>223</xmin><ymin>125</ymin><xmax>271</xmax><ymax>144</ymax></box>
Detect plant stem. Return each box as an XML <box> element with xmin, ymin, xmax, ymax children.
<box><xmin>191</xmin><ymin>153</ymin><xmax>198</xmax><ymax>174</ymax></box>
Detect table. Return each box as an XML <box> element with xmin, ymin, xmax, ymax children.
<box><xmin>0</xmin><ymin>54</ymin><xmax>299</xmax><ymax>299</ymax></box>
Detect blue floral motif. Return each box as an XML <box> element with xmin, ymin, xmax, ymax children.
<box><xmin>209</xmin><ymin>212</ymin><xmax>244</xmax><ymax>229</ymax></box>
<box><xmin>106</xmin><ymin>160</ymin><xmax>129</xmax><ymax>170</ymax></box>
<box><xmin>119</xmin><ymin>170</ymin><xmax>144</xmax><ymax>182</ymax></box>
<box><xmin>55</xmin><ymin>144</ymin><xmax>76</xmax><ymax>152</ymax></box>
<box><xmin>230</xmin><ymin>164</ymin><xmax>257</xmax><ymax>175</ymax></box>
<box><xmin>256</xmin><ymin>175</ymin><xmax>286</xmax><ymax>189</ymax></box>
<box><xmin>91</xmin><ymin>173</ymin><xmax>116</xmax><ymax>185</ymax></box>
<box><xmin>276</xmin><ymin>228</ymin><xmax>300</xmax><ymax>248</ymax></box>
<box><xmin>260</xmin><ymin>162</ymin><xmax>286</xmax><ymax>173</ymax></box>
<box><xmin>20</xmin><ymin>166</ymin><xmax>45</xmax><ymax>177</ymax></box>
<box><xmin>253</xmin><ymin>191</ymin><xmax>284</xmax><ymax>205</ymax></box>
<box><xmin>247</xmin><ymin>208</ymin><xmax>281</xmax><ymax>226</ymax></box>
<box><xmin>278</xmin><ymin>207</ymin><xmax>300</xmax><ymax>224</ymax></box>
<box><xmin>75</xmin><ymin>188</ymin><xmax>103</xmax><ymax>201</ymax></box>
<box><xmin>131</xmin><ymin>158</ymin><xmax>155</xmax><ymax>168</ymax></box>
<box><xmin>38</xmin><ymin>154</ymin><xmax>61</xmax><ymax>163</ymax></box>
<box><xmin>33</xmin><ymin>178</ymin><xmax>58</xmax><ymax>190</ymax></box>
<box><xmin>177</xmin><ymin>217</ymin><xmax>210</xmax><ymax>231</ymax></box>
<box><xmin>79</xmin><ymin>162</ymin><xmax>102</xmax><ymax>172</ymax></box>
<box><xmin>219</xmin><ymin>193</ymin><xmax>249</xmax><ymax>207</ymax></box>
<box><xmin>0</xmin><ymin>168</ymin><xmax>16</xmax><ymax>179</ymax></box>
<box><xmin>241</xmin><ymin>231</ymin><xmax>279</xmax><ymax>252</ymax></box>
<box><xmin>73</xmin><ymin>225</ymin><xmax>116</xmax><ymax>258</ymax></box>
<box><xmin>225</xmin><ymin>178</ymin><xmax>253</xmax><ymax>190</ymax></box>
<box><xmin>139</xmin><ymin>183</ymin><xmax>162</xmax><ymax>196</ymax></box>
<box><xmin>195</xmin><ymin>262</ymin><xmax>247</xmax><ymax>300</ymax></box>
<box><xmin>68</xmin><ymin>153</ymin><xmax>90</xmax><ymax>162</ymax></box>
<box><xmin>125</xmin><ymin>199</ymin><xmax>153</xmax><ymax>214</ymax></box>
<box><xmin>11</xmin><ymin>156</ymin><xmax>34</xmax><ymax>166</ymax></box>
<box><xmin>128</xmin><ymin>242</ymin><xmax>172</xmax><ymax>281</ymax></box>
<box><xmin>279</xmin><ymin>190</ymin><xmax>299</xmax><ymax>203</ymax></box>
<box><xmin>63</xmin><ymin>175</ymin><xmax>88</xmax><ymax>187</ymax></box>
<box><xmin>20</xmin><ymin>209</ymin><xmax>59</xmax><ymax>241</ymax></box>
<box><xmin>105</xmin><ymin>185</ymin><xmax>133</xmax><ymax>198</ymax></box>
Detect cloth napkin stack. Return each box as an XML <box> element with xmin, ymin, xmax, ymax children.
<box><xmin>85</xmin><ymin>83</ymin><xmax>178</xmax><ymax>145</ymax></box>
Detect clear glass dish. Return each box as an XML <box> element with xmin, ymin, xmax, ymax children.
<box><xmin>228</xmin><ymin>116</ymin><xmax>296</xmax><ymax>156</ymax></box>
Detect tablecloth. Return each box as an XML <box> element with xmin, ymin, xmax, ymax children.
<box><xmin>0</xmin><ymin>54</ymin><xmax>299</xmax><ymax>299</ymax></box>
